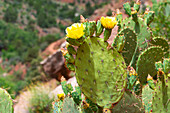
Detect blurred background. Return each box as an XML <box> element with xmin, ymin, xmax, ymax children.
<box><xmin>0</xmin><ymin>0</ymin><xmax>169</xmax><ymax>112</ymax></box>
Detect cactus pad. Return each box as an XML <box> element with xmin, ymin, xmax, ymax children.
<box><xmin>136</xmin><ymin>46</ymin><xmax>163</xmax><ymax>85</ymax></box>
<box><xmin>121</xmin><ymin>17</ymin><xmax>151</xmax><ymax>51</ymax></box>
<box><xmin>142</xmin><ymin>85</ymin><xmax>153</xmax><ymax>113</ymax></box>
<box><xmin>163</xmin><ymin>58</ymin><xmax>170</xmax><ymax>74</ymax></box>
<box><xmin>111</xmin><ymin>91</ymin><xmax>144</xmax><ymax>113</ymax></box>
<box><xmin>150</xmin><ymin>37</ymin><xmax>169</xmax><ymax>52</ymax></box>
<box><xmin>62</xmin><ymin>97</ymin><xmax>79</xmax><ymax>113</ymax></box>
<box><xmin>75</xmin><ymin>37</ymin><xmax>127</xmax><ymax>107</ymax></box>
<box><xmin>113</xmin><ymin>28</ymin><xmax>137</xmax><ymax>66</ymax></box>
<box><xmin>152</xmin><ymin>75</ymin><xmax>170</xmax><ymax>113</ymax></box>
<box><xmin>0</xmin><ymin>88</ymin><xmax>13</xmax><ymax>113</ymax></box>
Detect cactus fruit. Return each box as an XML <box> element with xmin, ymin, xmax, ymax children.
<box><xmin>111</xmin><ymin>91</ymin><xmax>144</xmax><ymax>113</ymax></box>
<box><xmin>113</xmin><ymin>28</ymin><xmax>137</xmax><ymax>66</ymax></box>
<box><xmin>0</xmin><ymin>88</ymin><xmax>13</xmax><ymax>113</ymax></box>
<box><xmin>152</xmin><ymin>75</ymin><xmax>170</xmax><ymax>113</ymax></box>
<box><xmin>136</xmin><ymin>46</ymin><xmax>164</xmax><ymax>85</ymax></box>
<box><xmin>75</xmin><ymin>37</ymin><xmax>127</xmax><ymax>107</ymax></box>
<box><xmin>142</xmin><ymin>84</ymin><xmax>153</xmax><ymax>113</ymax></box>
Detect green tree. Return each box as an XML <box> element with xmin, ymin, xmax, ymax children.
<box><xmin>4</xmin><ymin>5</ymin><xmax>18</xmax><ymax>23</ymax></box>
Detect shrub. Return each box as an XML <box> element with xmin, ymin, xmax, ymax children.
<box><xmin>27</xmin><ymin>83</ymin><xmax>54</xmax><ymax>113</ymax></box>
<box><xmin>3</xmin><ymin>5</ymin><xmax>18</xmax><ymax>23</ymax></box>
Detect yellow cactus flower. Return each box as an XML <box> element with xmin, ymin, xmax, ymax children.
<box><xmin>57</xmin><ymin>93</ymin><xmax>65</xmax><ymax>101</ymax></box>
<box><xmin>66</xmin><ymin>23</ymin><xmax>85</xmax><ymax>39</ymax></box>
<box><xmin>100</xmin><ymin>16</ymin><xmax>117</xmax><ymax>29</ymax></box>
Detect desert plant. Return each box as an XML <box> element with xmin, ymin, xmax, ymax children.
<box><xmin>57</xmin><ymin>0</ymin><xmax>169</xmax><ymax>112</ymax></box>
<box><xmin>28</xmin><ymin>83</ymin><xmax>55</xmax><ymax>113</ymax></box>
<box><xmin>0</xmin><ymin>88</ymin><xmax>13</xmax><ymax>113</ymax></box>
<box><xmin>3</xmin><ymin>5</ymin><xmax>18</xmax><ymax>23</ymax></box>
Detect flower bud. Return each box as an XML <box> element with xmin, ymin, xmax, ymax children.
<box><xmin>96</xmin><ymin>20</ymin><xmax>103</xmax><ymax>37</ymax></box>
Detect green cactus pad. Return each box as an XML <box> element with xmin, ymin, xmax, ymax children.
<box><xmin>136</xmin><ymin>46</ymin><xmax>164</xmax><ymax>85</ymax></box>
<box><xmin>0</xmin><ymin>88</ymin><xmax>13</xmax><ymax>113</ymax></box>
<box><xmin>53</xmin><ymin>100</ymin><xmax>62</xmax><ymax>113</ymax></box>
<box><xmin>62</xmin><ymin>97</ymin><xmax>79</xmax><ymax>113</ymax></box>
<box><xmin>96</xmin><ymin>20</ymin><xmax>104</xmax><ymax>37</ymax></box>
<box><xmin>163</xmin><ymin>58</ymin><xmax>170</xmax><ymax>74</ymax></box>
<box><xmin>121</xmin><ymin>17</ymin><xmax>151</xmax><ymax>51</ymax></box>
<box><xmin>144</xmin><ymin>11</ymin><xmax>155</xmax><ymax>26</ymax></box>
<box><xmin>123</xmin><ymin>2</ymin><xmax>131</xmax><ymax>16</ymax></box>
<box><xmin>142</xmin><ymin>85</ymin><xmax>153</xmax><ymax>113</ymax></box>
<box><xmin>150</xmin><ymin>37</ymin><xmax>169</xmax><ymax>52</ymax></box>
<box><xmin>75</xmin><ymin>37</ymin><xmax>127</xmax><ymax>107</ymax></box>
<box><xmin>113</xmin><ymin>28</ymin><xmax>137</xmax><ymax>66</ymax></box>
<box><xmin>111</xmin><ymin>91</ymin><xmax>144</xmax><ymax>113</ymax></box>
<box><xmin>152</xmin><ymin>75</ymin><xmax>170</xmax><ymax>113</ymax></box>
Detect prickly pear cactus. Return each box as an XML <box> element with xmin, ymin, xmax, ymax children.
<box><xmin>121</xmin><ymin>17</ymin><xmax>151</xmax><ymax>51</ymax></box>
<box><xmin>75</xmin><ymin>37</ymin><xmax>127</xmax><ymax>107</ymax></box>
<box><xmin>111</xmin><ymin>91</ymin><xmax>144</xmax><ymax>113</ymax></box>
<box><xmin>150</xmin><ymin>37</ymin><xmax>169</xmax><ymax>57</ymax></box>
<box><xmin>53</xmin><ymin>100</ymin><xmax>63</xmax><ymax>113</ymax></box>
<box><xmin>136</xmin><ymin>46</ymin><xmax>164</xmax><ymax>85</ymax></box>
<box><xmin>0</xmin><ymin>88</ymin><xmax>13</xmax><ymax>113</ymax></box>
<box><xmin>142</xmin><ymin>85</ymin><xmax>153</xmax><ymax>113</ymax></box>
<box><xmin>152</xmin><ymin>75</ymin><xmax>170</xmax><ymax>113</ymax></box>
<box><xmin>62</xmin><ymin>97</ymin><xmax>79</xmax><ymax>113</ymax></box>
<box><xmin>163</xmin><ymin>58</ymin><xmax>170</xmax><ymax>74</ymax></box>
<box><xmin>150</xmin><ymin>37</ymin><xmax>169</xmax><ymax>52</ymax></box>
<box><xmin>113</xmin><ymin>28</ymin><xmax>137</xmax><ymax>66</ymax></box>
